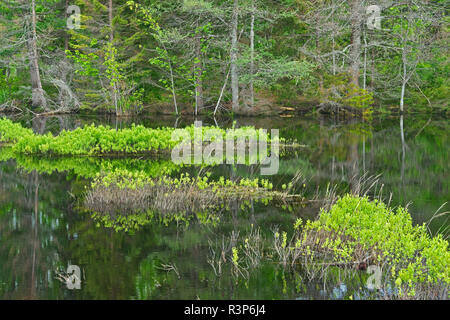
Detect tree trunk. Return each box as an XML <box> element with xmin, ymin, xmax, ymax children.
<box><xmin>194</xmin><ymin>35</ymin><xmax>204</xmax><ymax>115</ymax></box>
<box><xmin>230</xmin><ymin>0</ymin><xmax>239</xmax><ymax>111</ymax></box>
<box><xmin>370</xmin><ymin>48</ymin><xmax>375</xmax><ymax>91</ymax></box>
<box><xmin>399</xmin><ymin>14</ymin><xmax>413</xmax><ymax>114</ymax></box>
<box><xmin>65</xmin><ymin>0</ymin><xmax>69</xmax><ymax>51</ymax></box>
<box><xmin>363</xmin><ymin>33</ymin><xmax>367</xmax><ymax>90</ymax></box>
<box><xmin>108</xmin><ymin>0</ymin><xmax>120</xmax><ymax>115</ymax></box>
<box><xmin>28</xmin><ymin>0</ymin><xmax>46</xmax><ymax>109</ymax></box>
<box><xmin>249</xmin><ymin>0</ymin><xmax>255</xmax><ymax>108</ymax></box>
<box><xmin>332</xmin><ymin>32</ymin><xmax>336</xmax><ymax>75</ymax></box>
<box><xmin>214</xmin><ymin>65</ymin><xmax>231</xmax><ymax>116</ymax></box>
<box><xmin>5</xmin><ymin>61</ymin><xmax>11</xmax><ymax>92</ymax></box>
<box><xmin>108</xmin><ymin>0</ymin><xmax>114</xmax><ymax>43</ymax></box>
<box><xmin>168</xmin><ymin>57</ymin><xmax>178</xmax><ymax>115</ymax></box>
<box><xmin>349</xmin><ymin>0</ymin><xmax>361</xmax><ymax>87</ymax></box>
<box><xmin>400</xmin><ymin>63</ymin><xmax>406</xmax><ymax>113</ymax></box>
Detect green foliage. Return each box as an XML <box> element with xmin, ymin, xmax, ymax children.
<box><xmin>104</xmin><ymin>42</ymin><xmax>123</xmax><ymax>90</ymax></box>
<box><xmin>340</xmin><ymin>85</ymin><xmax>374</xmax><ymax>115</ymax></box>
<box><xmin>296</xmin><ymin>195</ymin><xmax>450</xmax><ymax>297</ymax></box>
<box><xmin>0</xmin><ymin>118</ymin><xmax>34</xmax><ymax>143</ymax></box>
<box><xmin>242</xmin><ymin>57</ymin><xmax>315</xmax><ymax>88</ymax></box>
<box><xmin>91</xmin><ymin>169</ymin><xmax>274</xmax><ymax>193</ymax></box>
<box><xmin>0</xmin><ymin>118</ymin><xmax>275</xmax><ymax>156</ymax></box>
<box><xmin>118</xmin><ymin>87</ymin><xmax>145</xmax><ymax>113</ymax></box>
<box><xmin>0</xmin><ymin>69</ymin><xmax>12</xmax><ymax>104</ymax></box>
<box><xmin>86</xmin><ymin>169</ymin><xmax>279</xmax><ymax>233</ymax></box>
<box><xmin>232</xmin><ymin>247</ymin><xmax>239</xmax><ymax>266</ymax></box>
<box><xmin>1</xmin><ymin>0</ymin><xmax>448</xmax><ymax>113</ymax></box>
<box><xmin>11</xmin><ymin>123</ymin><xmax>179</xmax><ymax>156</ymax></box>
<box><xmin>320</xmin><ymin>73</ymin><xmax>374</xmax><ymax>115</ymax></box>
<box><xmin>66</xmin><ymin>47</ymin><xmax>100</xmax><ymax>78</ymax></box>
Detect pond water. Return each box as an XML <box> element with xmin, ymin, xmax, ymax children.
<box><xmin>0</xmin><ymin>113</ymin><xmax>448</xmax><ymax>299</ymax></box>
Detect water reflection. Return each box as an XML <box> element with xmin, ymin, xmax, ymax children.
<box><xmin>0</xmin><ymin>167</ymin><xmax>69</xmax><ymax>299</ymax></box>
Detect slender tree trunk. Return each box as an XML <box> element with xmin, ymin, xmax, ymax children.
<box><xmin>108</xmin><ymin>0</ymin><xmax>114</xmax><ymax>45</ymax></box>
<box><xmin>349</xmin><ymin>0</ymin><xmax>361</xmax><ymax>87</ymax></box>
<box><xmin>230</xmin><ymin>0</ymin><xmax>239</xmax><ymax>111</ymax></box>
<box><xmin>168</xmin><ymin>58</ymin><xmax>178</xmax><ymax>115</ymax></box>
<box><xmin>332</xmin><ymin>8</ymin><xmax>336</xmax><ymax>76</ymax></box>
<box><xmin>64</xmin><ymin>0</ymin><xmax>69</xmax><ymax>51</ymax></box>
<box><xmin>28</xmin><ymin>0</ymin><xmax>46</xmax><ymax>109</ymax></box>
<box><xmin>400</xmin><ymin>22</ymin><xmax>410</xmax><ymax>113</ymax></box>
<box><xmin>5</xmin><ymin>61</ymin><xmax>11</xmax><ymax>93</ymax></box>
<box><xmin>370</xmin><ymin>48</ymin><xmax>375</xmax><ymax>91</ymax></box>
<box><xmin>194</xmin><ymin>35</ymin><xmax>204</xmax><ymax>115</ymax></box>
<box><xmin>214</xmin><ymin>65</ymin><xmax>231</xmax><ymax>116</ymax></box>
<box><xmin>332</xmin><ymin>32</ymin><xmax>336</xmax><ymax>75</ymax></box>
<box><xmin>400</xmin><ymin>56</ymin><xmax>407</xmax><ymax>113</ymax></box>
<box><xmin>158</xmin><ymin>41</ymin><xmax>178</xmax><ymax>115</ymax></box>
<box><xmin>363</xmin><ymin>33</ymin><xmax>367</xmax><ymax>90</ymax></box>
<box><xmin>108</xmin><ymin>0</ymin><xmax>120</xmax><ymax>115</ymax></box>
<box><xmin>249</xmin><ymin>0</ymin><xmax>255</xmax><ymax>108</ymax></box>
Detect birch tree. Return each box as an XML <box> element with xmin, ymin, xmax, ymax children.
<box><xmin>230</xmin><ymin>0</ymin><xmax>239</xmax><ymax>111</ymax></box>
<box><xmin>349</xmin><ymin>0</ymin><xmax>363</xmax><ymax>87</ymax></box>
<box><xmin>28</xmin><ymin>0</ymin><xmax>46</xmax><ymax>109</ymax></box>
<box><xmin>249</xmin><ymin>0</ymin><xmax>255</xmax><ymax>108</ymax></box>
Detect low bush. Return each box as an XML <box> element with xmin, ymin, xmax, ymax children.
<box><xmin>291</xmin><ymin>195</ymin><xmax>449</xmax><ymax>298</ymax></box>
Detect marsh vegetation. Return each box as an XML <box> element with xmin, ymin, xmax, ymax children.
<box><xmin>0</xmin><ymin>0</ymin><xmax>448</xmax><ymax>301</ymax></box>
<box><xmin>0</xmin><ymin>114</ymin><xmax>448</xmax><ymax>300</ymax></box>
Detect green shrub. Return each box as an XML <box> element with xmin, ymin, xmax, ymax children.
<box><xmin>0</xmin><ymin>118</ymin><xmax>34</xmax><ymax>143</ymax></box>
<box><xmin>340</xmin><ymin>85</ymin><xmax>374</xmax><ymax>112</ymax></box>
<box><xmin>0</xmin><ymin>118</ymin><xmax>276</xmax><ymax>156</ymax></box>
<box><xmin>0</xmin><ymin>68</ymin><xmax>17</xmax><ymax>105</ymax></box>
<box><xmin>295</xmin><ymin>195</ymin><xmax>449</xmax><ymax>297</ymax></box>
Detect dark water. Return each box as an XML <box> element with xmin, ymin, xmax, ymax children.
<box><xmin>0</xmin><ymin>114</ymin><xmax>448</xmax><ymax>300</ymax></box>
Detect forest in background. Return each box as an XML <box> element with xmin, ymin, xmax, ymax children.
<box><xmin>0</xmin><ymin>0</ymin><xmax>448</xmax><ymax>116</ymax></box>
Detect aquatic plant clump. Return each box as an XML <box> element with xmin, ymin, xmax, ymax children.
<box><xmin>84</xmin><ymin>169</ymin><xmax>293</xmax><ymax>232</ymax></box>
<box><xmin>85</xmin><ymin>169</ymin><xmax>291</xmax><ymax>215</ymax></box>
<box><xmin>0</xmin><ymin>118</ymin><xmax>34</xmax><ymax>144</ymax></box>
<box><xmin>0</xmin><ymin>118</ymin><xmax>282</xmax><ymax>156</ymax></box>
<box><xmin>291</xmin><ymin>195</ymin><xmax>450</xmax><ymax>298</ymax></box>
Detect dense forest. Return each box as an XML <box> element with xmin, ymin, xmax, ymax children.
<box><xmin>0</xmin><ymin>0</ymin><xmax>448</xmax><ymax>116</ymax></box>
<box><xmin>0</xmin><ymin>1</ymin><xmax>449</xmax><ymax>302</ymax></box>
